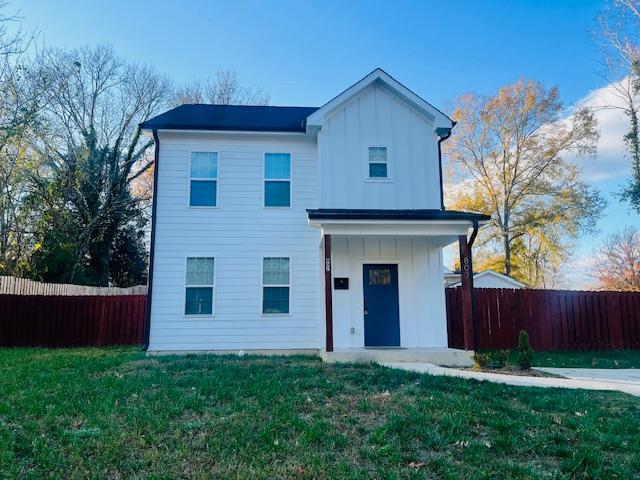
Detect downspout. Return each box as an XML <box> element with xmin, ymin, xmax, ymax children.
<box><xmin>142</xmin><ymin>129</ymin><xmax>160</xmax><ymax>351</ymax></box>
<box><xmin>436</xmin><ymin>122</ymin><xmax>456</xmax><ymax>211</ymax></box>
<box><xmin>468</xmin><ymin>219</ymin><xmax>479</xmax><ymax>248</ymax></box>
<box><xmin>468</xmin><ymin>219</ymin><xmax>479</xmax><ymax>350</ymax></box>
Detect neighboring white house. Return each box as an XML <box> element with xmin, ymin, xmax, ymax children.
<box><xmin>444</xmin><ymin>268</ymin><xmax>525</xmax><ymax>289</ymax></box>
<box><xmin>140</xmin><ymin>69</ymin><xmax>490</xmax><ymax>364</ymax></box>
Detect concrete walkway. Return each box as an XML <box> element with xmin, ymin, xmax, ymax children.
<box><xmin>537</xmin><ymin>367</ymin><xmax>640</xmax><ymax>385</ymax></box>
<box><xmin>381</xmin><ymin>362</ymin><xmax>640</xmax><ymax>397</ymax></box>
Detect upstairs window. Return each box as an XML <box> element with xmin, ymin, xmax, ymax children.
<box><xmin>368</xmin><ymin>146</ymin><xmax>388</xmax><ymax>179</ymax></box>
<box><xmin>262</xmin><ymin>257</ymin><xmax>290</xmax><ymax>314</ymax></box>
<box><xmin>264</xmin><ymin>153</ymin><xmax>291</xmax><ymax>207</ymax></box>
<box><xmin>190</xmin><ymin>152</ymin><xmax>217</xmax><ymax>207</ymax></box>
<box><xmin>185</xmin><ymin>257</ymin><xmax>215</xmax><ymax>315</ymax></box>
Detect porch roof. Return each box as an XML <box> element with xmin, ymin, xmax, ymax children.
<box><xmin>306</xmin><ymin>209</ymin><xmax>490</xmax><ymax>222</ymax></box>
<box><xmin>307</xmin><ymin>209</ymin><xmax>490</xmax><ymax>246</ymax></box>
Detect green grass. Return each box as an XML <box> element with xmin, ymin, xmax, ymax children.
<box><xmin>1</xmin><ymin>348</ymin><xmax>639</xmax><ymax>479</ymax></box>
<box><xmin>523</xmin><ymin>350</ymin><xmax>640</xmax><ymax>369</ymax></box>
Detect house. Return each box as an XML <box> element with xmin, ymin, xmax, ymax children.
<box><xmin>140</xmin><ymin>69</ymin><xmax>490</xmax><ymax>365</ymax></box>
<box><xmin>444</xmin><ymin>267</ymin><xmax>525</xmax><ymax>289</ymax></box>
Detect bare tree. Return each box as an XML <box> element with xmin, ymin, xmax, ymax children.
<box><xmin>171</xmin><ymin>81</ymin><xmax>205</xmax><ymax>105</ymax></box>
<box><xmin>171</xmin><ymin>67</ymin><xmax>270</xmax><ymax>106</ymax></box>
<box><xmin>597</xmin><ymin>0</ymin><xmax>640</xmax><ymax>211</ymax></box>
<box><xmin>445</xmin><ymin>79</ymin><xmax>605</xmax><ymax>284</ymax></box>
<box><xmin>0</xmin><ymin>2</ymin><xmax>32</xmax><ymax>57</ymax></box>
<box><xmin>592</xmin><ymin>225</ymin><xmax>640</xmax><ymax>291</ymax></box>
<box><xmin>28</xmin><ymin>45</ymin><xmax>172</xmax><ymax>285</ymax></box>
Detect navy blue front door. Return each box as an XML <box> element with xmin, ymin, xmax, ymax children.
<box><xmin>363</xmin><ymin>264</ymin><xmax>400</xmax><ymax>347</ymax></box>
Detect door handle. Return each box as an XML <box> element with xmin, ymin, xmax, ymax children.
<box><xmin>364</xmin><ymin>300</ymin><xmax>368</xmax><ymax>315</ymax></box>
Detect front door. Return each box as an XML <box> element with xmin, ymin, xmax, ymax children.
<box><xmin>363</xmin><ymin>264</ymin><xmax>400</xmax><ymax>347</ymax></box>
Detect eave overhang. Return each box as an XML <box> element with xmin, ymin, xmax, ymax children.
<box><xmin>307</xmin><ymin>209</ymin><xmax>491</xmax><ymax>248</ymax></box>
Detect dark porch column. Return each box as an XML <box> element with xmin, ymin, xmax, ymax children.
<box><xmin>324</xmin><ymin>234</ymin><xmax>334</xmax><ymax>352</ymax></box>
<box><xmin>458</xmin><ymin>234</ymin><xmax>476</xmax><ymax>350</ymax></box>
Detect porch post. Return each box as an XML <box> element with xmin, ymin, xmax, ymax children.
<box><xmin>324</xmin><ymin>234</ymin><xmax>334</xmax><ymax>352</ymax></box>
<box><xmin>458</xmin><ymin>234</ymin><xmax>476</xmax><ymax>350</ymax></box>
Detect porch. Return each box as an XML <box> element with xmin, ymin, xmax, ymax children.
<box><xmin>307</xmin><ymin>209</ymin><xmax>490</xmax><ymax>366</ymax></box>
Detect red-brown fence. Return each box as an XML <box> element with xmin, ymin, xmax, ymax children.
<box><xmin>447</xmin><ymin>287</ymin><xmax>640</xmax><ymax>351</ymax></box>
<box><xmin>3</xmin><ymin>288</ymin><xmax>640</xmax><ymax>350</ymax></box>
<box><xmin>0</xmin><ymin>294</ymin><xmax>146</xmax><ymax>347</ymax></box>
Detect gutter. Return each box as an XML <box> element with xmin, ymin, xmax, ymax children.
<box><xmin>142</xmin><ymin>129</ymin><xmax>160</xmax><ymax>351</ymax></box>
<box><xmin>436</xmin><ymin>122</ymin><xmax>456</xmax><ymax>211</ymax></box>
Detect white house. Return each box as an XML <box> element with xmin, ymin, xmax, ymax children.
<box><xmin>140</xmin><ymin>69</ymin><xmax>490</xmax><ymax>365</ymax></box>
<box><xmin>444</xmin><ymin>268</ymin><xmax>525</xmax><ymax>289</ymax></box>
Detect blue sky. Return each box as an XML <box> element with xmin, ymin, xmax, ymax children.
<box><xmin>16</xmin><ymin>0</ymin><xmax>607</xmax><ymax>106</ymax></box>
<box><xmin>13</xmin><ymin>0</ymin><xmax>640</xmax><ymax>286</ymax></box>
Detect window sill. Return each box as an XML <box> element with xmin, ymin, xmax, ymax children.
<box><xmin>183</xmin><ymin>314</ymin><xmax>216</xmax><ymax>319</ymax></box>
<box><xmin>364</xmin><ymin>178</ymin><xmax>394</xmax><ymax>183</ymax></box>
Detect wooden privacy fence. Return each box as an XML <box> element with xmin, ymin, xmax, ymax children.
<box><xmin>0</xmin><ymin>276</ymin><xmax>147</xmax><ymax>296</ymax></box>
<box><xmin>0</xmin><ymin>295</ymin><xmax>146</xmax><ymax>347</ymax></box>
<box><xmin>3</xmin><ymin>287</ymin><xmax>639</xmax><ymax>350</ymax></box>
<box><xmin>447</xmin><ymin>287</ymin><xmax>640</xmax><ymax>351</ymax></box>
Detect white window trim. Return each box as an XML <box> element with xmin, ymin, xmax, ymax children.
<box><xmin>188</xmin><ymin>150</ymin><xmax>219</xmax><ymax>209</ymax></box>
<box><xmin>261</xmin><ymin>256</ymin><xmax>291</xmax><ymax>316</ymax></box>
<box><xmin>364</xmin><ymin>144</ymin><xmax>393</xmax><ymax>183</ymax></box>
<box><xmin>183</xmin><ymin>256</ymin><xmax>216</xmax><ymax>318</ymax></box>
<box><xmin>263</xmin><ymin>152</ymin><xmax>292</xmax><ymax>209</ymax></box>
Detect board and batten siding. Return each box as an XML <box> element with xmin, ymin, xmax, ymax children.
<box><xmin>317</xmin><ymin>83</ymin><xmax>441</xmax><ymax>209</ymax></box>
<box><xmin>330</xmin><ymin>236</ymin><xmax>448</xmax><ymax>349</ymax></box>
<box><xmin>148</xmin><ymin>132</ymin><xmax>321</xmax><ymax>351</ymax></box>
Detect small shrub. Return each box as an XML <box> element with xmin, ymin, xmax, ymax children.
<box><xmin>517</xmin><ymin>330</ymin><xmax>534</xmax><ymax>370</ymax></box>
<box><xmin>473</xmin><ymin>352</ymin><xmax>490</xmax><ymax>369</ymax></box>
<box><xmin>494</xmin><ymin>349</ymin><xmax>510</xmax><ymax>368</ymax></box>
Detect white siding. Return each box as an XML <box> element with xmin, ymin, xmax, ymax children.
<box><xmin>318</xmin><ymin>83</ymin><xmax>441</xmax><ymax>209</ymax></box>
<box><xmin>148</xmin><ymin>132</ymin><xmax>321</xmax><ymax>351</ymax></box>
<box><xmin>330</xmin><ymin>236</ymin><xmax>448</xmax><ymax>349</ymax></box>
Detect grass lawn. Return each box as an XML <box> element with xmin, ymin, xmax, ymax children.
<box><xmin>527</xmin><ymin>350</ymin><xmax>640</xmax><ymax>369</ymax></box>
<box><xmin>1</xmin><ymin>349</ymin><xmax>639</xmax><ymax>479</ymax></box>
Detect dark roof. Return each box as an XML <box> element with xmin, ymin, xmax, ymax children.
<box><xmin>306</xmin><ymin>209</ymin><xmax>491</xmax><ymax>222</ymax></box>
<box><xmin>139</xmin><ymin>104</ymin><xmax>319</xmax><ymax>133</ymax></box>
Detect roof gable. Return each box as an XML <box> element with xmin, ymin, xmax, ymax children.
<box><xmin>449</xmin><ymin>270</ymin><xmax>526</xmax><ymax>288</ymax></box>
<box><xmin>474</xmin><ymin>270</ymin><xmax>526</xmax><ymax>288</ymax></box>
<box><xmin>306</xmin><ymin>68</ymin><xmax>453</xmax><ymax>131</ymax></box>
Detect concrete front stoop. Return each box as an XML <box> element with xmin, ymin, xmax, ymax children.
<box><xmin>320</xmin><ymin>348</ymin><xmax>474</xmax><ymax>367</ymax></box>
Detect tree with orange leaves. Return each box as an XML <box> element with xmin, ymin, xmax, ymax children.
<box><xmin>445</xmin><ymin>79</ymin><xmax>606</xmax><ymax>287</ymax></box>
<box><xmin>592</xmin><ymin>225</ymin><xmax>640</xmax><ymax>291</ymax></box>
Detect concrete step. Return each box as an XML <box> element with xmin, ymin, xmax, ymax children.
<box><xmin>321</xmin><ymin>347</ymin><xmax>474</xmax><ymax>367</ymax></box>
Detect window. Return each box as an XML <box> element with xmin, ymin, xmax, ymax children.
<box><xmin>185</xmin><ymin>257</ymin><xmax>214</xmax><ymax>315</ymax></box>
<box><xmin>190</xmin><ymin>152</ymin><xmax>217</xmax><ymax>207</ymax></box>
<box><xmin>262</xmin><ymin>257</ymin><xmax>290</xmax><ymax>314</ymax></box>
<box><xmin>369</xmin><ymin>268</ymin><xmax>391</xmax><ymax>285</ymax></box>
<box><xmin>368</xmin><ymin>146</ymin><xmax>388</xmax><ymax>179</ymax></box>
<box><xmin>264</xmin><ymin>153</ymin><xmax>291</xmax><ymax>207</ymax></box>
